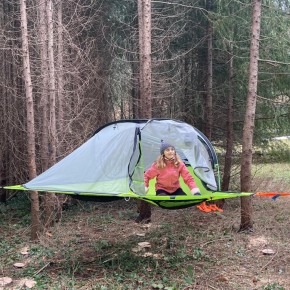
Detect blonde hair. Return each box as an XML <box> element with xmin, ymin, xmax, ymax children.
<box><xmin>155</xmin><ymin>153</ymin><xmax>182</xmax><ymax>169</ymax></box>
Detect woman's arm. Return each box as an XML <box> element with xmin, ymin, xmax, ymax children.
<box><xmin>180</xmin><ymin>163</ymin><xmax>198</xmax><ymax>191</ymax></box>
<box><xmin>144</xmin><ymin>163</ymin><xmax>158</xmax><ymax>188</ymax></box>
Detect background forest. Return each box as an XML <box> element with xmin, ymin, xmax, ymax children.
<box><xmin>1</xmin><ymin>0</ymin><xmax>290</xmax><ymax>289</ymax></box>
<box><xmin>1</xmin><ymin>0</ymin><xmax>289</xmax><ymax>189</ymax></box>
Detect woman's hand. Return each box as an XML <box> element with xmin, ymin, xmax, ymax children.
<box><xmin>190</xmin><ymin>187</ymin><xmax>201</xmax><ymax>195</ymax></box>
<box><xmin>145</xmin><ymin>186</ymin><xmax>149</xmax><ymax>193</ymax></box>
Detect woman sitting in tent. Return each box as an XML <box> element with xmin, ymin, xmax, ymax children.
<box><xmin>144</xmin><ymin>141</ymin><xmax>201</xmax><ymax>196</ymax></box>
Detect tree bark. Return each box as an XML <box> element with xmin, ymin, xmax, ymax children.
<box><xmin>20</xmin><ymin>0</ymin><xmax>40</xmax><ymax>240</ymax></box>
<box><xmin>38</xmin><ymin>0</ymin><xmax>50</xmax><ymax>227</ymax></box>
<box><xmin>138</xmin><ymin>0</ymin><xmax>152</xmax><ymax>118</ymax></box>
<box><xmin>43</xmin><ymin>0</ymin><xmax>58</xmax><ymax>227</ymax></box>
<box><xmin>141</xmin><ymin>0</ymin><xmax>152</xmax><ymax>117</ymax></box>
<box><xmin>222</xmin><ymin>44</ymin><xmax>234</xmax><ymax>192</ymax></box>
<box><xmin>205</xmin><ymin>0</ymin><xmax>213</xmax><ymax>139</ymax></box>
<box><xmin>137</xmin><ymin>0</ymin><xmax>144</xmax><ymax>117</ymax></box>
<box><xmin>240</xmin><ymin>0</ymin><xmax>261</xmax><ymax>231</ymax></box>
<box><xmin>136</xmin><ymin>0</ymin><xmax>152</xmax><ymax>223</ymax></box>
<box><xmin>47</xmin><ymin>0</ymin><xmax>57</xmax><ymax>165</ymax></box>
<box><xmin>219</xmin><ymin>43</ymin><xmax>234</xmax><ymax>209</ymax></box>
<box><xmin>0</xmin><ymin>0</ymin><xmax>6</xmax><ymax>203</ymax></box>
<box><xmin>38</xmin><ymin>0</ymin><xmax>49</xmax><ymax>172</ymax></box>
<box><xmin>129</xmin><ymin>37</ymin><xmax>140</xmax><ymax>119</ymax></box>
<box><xmin>56</xmin><ymin>0</ymin><xmax>64</xmax><ymax>137</ymax></box>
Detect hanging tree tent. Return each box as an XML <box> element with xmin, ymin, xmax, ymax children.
<box><xmin>4</xmin><ymin>119</ymin><xmax>253</xmax><ymax>209</ymax></box>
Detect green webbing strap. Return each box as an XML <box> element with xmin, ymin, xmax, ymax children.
<box><xmin>215</xmin><ymin>164</ymin><xmax>221</xmax><ymax>191</ymax></box>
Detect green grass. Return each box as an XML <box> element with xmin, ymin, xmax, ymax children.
<box><xmin>253</xmin><ymin>139</ymin><xmax>290</xmax><ymax>163</ymax></box>
<box><xmin>252</xmin><ymin>162</ymin><xmax>290</xmax><ymax>179</ymax></box>
<box><xmin>263</xmin><ymin>283</ymin><xmax>285</xmax><ymax>290</ymax></box>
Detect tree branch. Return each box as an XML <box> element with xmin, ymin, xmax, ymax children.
<box><xmin>258</xmin><ymin>58</ymin><xmax>290</xmax><ymax>66</ymax></box>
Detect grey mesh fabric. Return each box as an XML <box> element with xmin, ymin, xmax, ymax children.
<box><xmin>24</xmin><ymin>119</ymin><xmax>218</xmax><ymax>195</ymax></box>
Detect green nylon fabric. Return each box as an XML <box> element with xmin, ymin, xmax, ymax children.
<box><xmin>4</xmin><ymin>184</ymin><xmax>253</xmax><ymax>210</ymax></box>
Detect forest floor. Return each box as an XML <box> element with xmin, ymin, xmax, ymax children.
<box><xmin>1</xmin><ymin>162</ymin><xmax>290</xmax><ymax>290</ymax></box>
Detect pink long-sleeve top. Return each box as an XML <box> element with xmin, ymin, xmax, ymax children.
<box><xmin>144</xmin><ymin>160</ymin><xmax>197</xmax><ymax>193</ymax></box>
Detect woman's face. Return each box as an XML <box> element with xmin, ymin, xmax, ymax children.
<box><xmin>163</xmin><ymin>147</ymin><xmax>176</xmax><ymax>159</ymax></box>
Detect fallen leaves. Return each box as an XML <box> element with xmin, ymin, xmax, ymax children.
<box><xmin>13</xmin><ymin>262</ymin><xmax>25</xmax><ymax>268</ymax></box>
<box><xmin>0</xmin><ymin>277</ymin><xmax>12</xmax><ymax>287</ymax></box>
<box><xmin>216</xmin><ymin>274</ymin><xmax>229</xmax><ymax>282</ymax></box>
<box><xmin>46</xmin><ymin>231</ymin><xmax>53</xmax><ymax>237</ymax></box>
<box><xmin>24</xmin><ymin>279</ymin><xmax>37</xmax><ymax>288</ymax></box>
<box><xmin>142</xmin><ymin>252</ymin><xmax>163</xmax><ymax>259</ymax></box>
<box><xmin>136</xmin><ymin>233</ymin><xmax>145</xmax><ymax>237</ymax></box>
<box><xmin>137</xmin><ymin>241</ymin><xmax>151</xmax><ymax>248</ymax></box>
<box><xmin>261</xmin><ymin>248</ymin><xmax>275</xmax><ymax>255</ymax></box>
<box><xmin>131</xmin><ymin>241</ymin><xmax>164</xmax><ymax>259</ymax></box>
<box><xmin>1</xmin><ymin>246</ymin><xmax>38</xmax><ymax>289</ymax></box>
<box><xmin>20</xmin><ymin>246</ymin><xmax>29</xmax><ymax>256</ymax></box>
<box><xmin>0</xmin><ymin>277</ymin><xmax>36</xmax><ymax>289</ymax></box>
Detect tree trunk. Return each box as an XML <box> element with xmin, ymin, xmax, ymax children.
<box><xmin>47</xmin><ymin>0</ymin><xmax>57</xmax><ymax>164</ymax></box>
<box><xmin>56</xmin><ymin>0</ymin><xmax>64</xmax><ymax>137</ymax></box>
<box><xmin>0</xmin><ymin>172</ymin><xmax>6</xmax><ymax>202</ymax></box>
<box><xmin>129</xmin><ymin>38</ymin><xmax>139</xmax><ymax>119</ymax></box>
<box><xmin>137</xmin><ymin>0</ymin><xmax>144</xmax><ymax>117</ymax></box>
<box><xmin>240</xmin><ymin>0</ymin><xmax>261</xmax><ymax>232</ymax></box>
<box><xmin>39</xmin><ymin>0</ymin><xmax>50</xmax><ymax>227</ymax></box>
<box><xmin>38</xmin><ymin>0</ymin><xmax>49</xmax><ymax>172</ymax></box>
<box><xmin>44</xmin><ymin>0</ymin><xmax>58</xmax><ymax>227</ymax></box>
<box><xmin>0</xmin><ymin>0</ymin><xmax>6</xmax><ymax>203</ymax></box>
<box><xmin>222</xmin><ymin>44</ymin><xmax>234</xmax><ymax>192</ymax></box>
<box><xmin>136</xmin><ymin>0</ymin><xmax>152</xmax><ymax>223</ymax></box>
<box><xmin>55</xmin><ymin>0</ymin><xmax>65</xmax><ymax>222</ymax></box>
<box><xmin>205</xmin><ymin>0</ymin><xmax>213</xmax><ymax>139</ymax></box>
<box><xmin>219</xmin><ymin>44</ymin><xmax>234</xmax><ymax>209</ymax></box>
<box><xmin>20</xmin><ymin>0</ymin><xmax>40</xmax><ymax>240</ymax></box>
<box><xmin>140</xmin><ymin>0</ymin><xmax>152</xmax><ymax>117</ymax></box>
